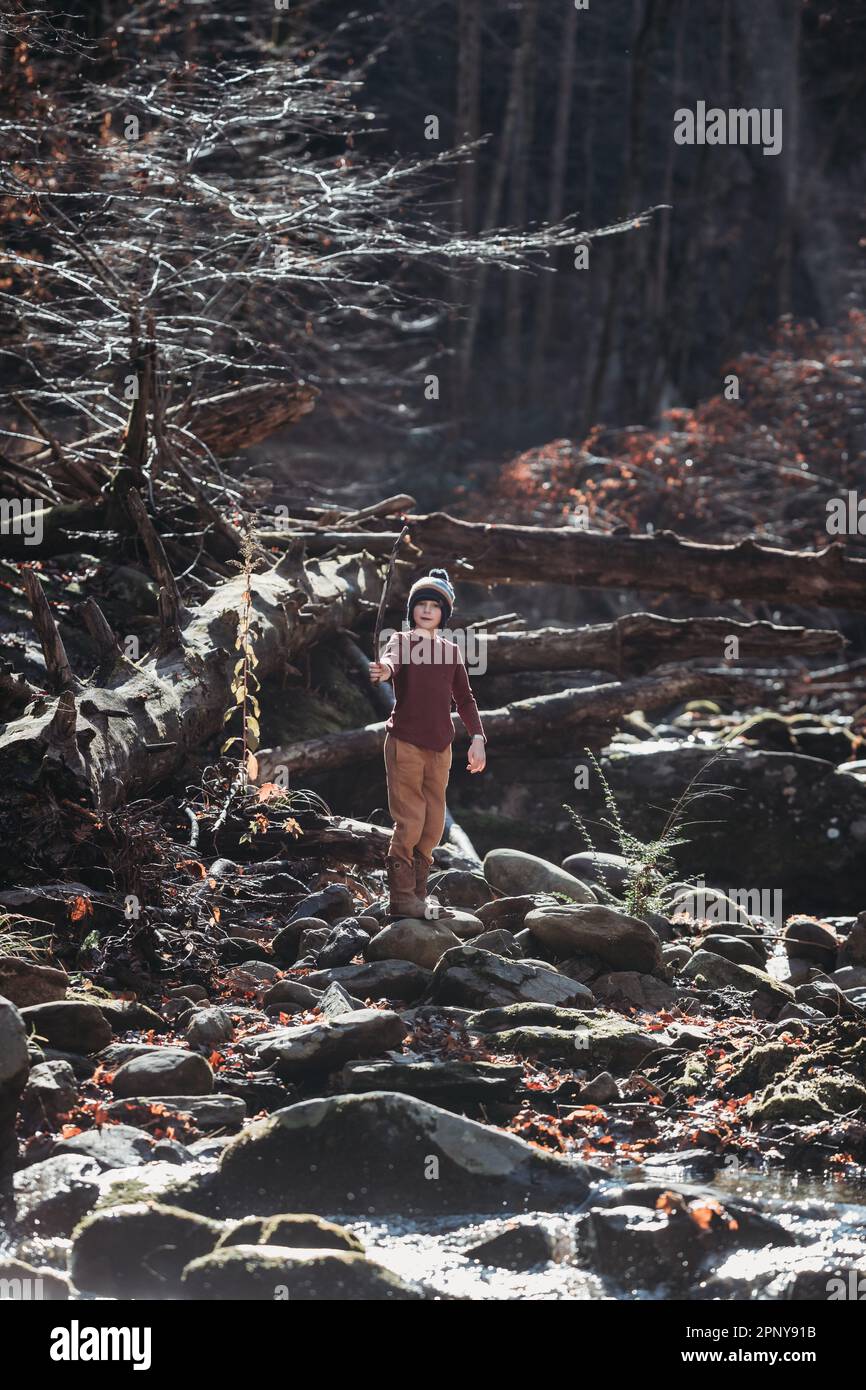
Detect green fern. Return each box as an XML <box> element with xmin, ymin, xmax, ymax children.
<box><xmin>563</xmin><ymin>748</ymin><xmax>733</xmax><ymax>918</ymax></box>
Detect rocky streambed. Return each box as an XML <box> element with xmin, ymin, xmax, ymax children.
<box><xmin>2</xmin><ymin>845</ymin><xmax>865</xmax><ymax>1300</ymax></box>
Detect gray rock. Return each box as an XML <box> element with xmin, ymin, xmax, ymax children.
<box><xmin>366</xmin><ymin>918</ymin><xmax>463</xmax><ymax>971</ymax></box>
<box><xmin>471</xmin><ymin>928</ymin><xmax>525</xmax><ymax>958</ymax></box>
<box><xmin>592</xmin><ymin>971</ymin><xmax>677</xmax><ymax>1010</ymax></box>
<box><xmin>52</xmin><ymin>1123</ymin><xmax>156</xmax><ymax>1170</ymax></box>
<box><xmin>181</xmin><ymin>1245</ymin><xmax>428</xmax><ymax>1300</ymax></box>
<box><xmin>525</xmin><ymin>904</ymin><xmax>663</xmax><ymax>974</ymax></box>
<box><xmin>233</xmin><ymin>960</ymin><xmax>281</xmax><ymax>982</ymax></box>
<box><xmin>315</xmin><ymin>919</ymin><xmax>371</xmax><ymax>969</ymax></box>
<box><xmin>95</xmin><ymin>999</ymin><xmax>169</xmax><ymax>1034</ymax></box>
<box><xmin>465</xmin><ymin>1219</ymin><xmax>570</xmax><ymax>1269</ymax></box>
<box><xmin>0</xmin><ymin>995</ymin><xmax>28</xmax><ymax>1178</ymax></box>
<box><xmin>426</xmin><ymin>869</ymin><xmax>493</xmax><ymax>911</ymax></box>
<box><xmin>245</xmin><ymin>1009</ymin><xmax>407</xmax><ymax>1079</ymax></box>
<box><xmin>215</xmin><ymin>1091</ymin><xmax>596</xmax><ymax>1217</ymax></box>
<box><xmin>288</xmin><ymin>885</ymin><xmax>355</xmax><ymax>925</ymax></box>
<box><xmin>476</xmin><ymin>894</ymin><xmax>559</xmax><ymax>932</ymax></box>
<box><xmin>111</xmin><ymin>1048</ymin><xmax>214</xmax><ymax>1098</ymax></box>
<box><xmin>103</xmin><ymin>1094</ymin><xmax>246</xmax><ymax>1132</ymax></box>
<box><xmin>337</xmin><ymin>1058</ymin><xmax>524</xmax><ymax>1103</ymax></box>
<box><xmin>70</xmin><ymin>1201</ymin><xmax>223</xmax><ymax>1298</ymax></box>
<box><xmin>0</xmin><ymin>958</ymin><xmax>68</xmax><ymax>1008</ymax></box>
<box><xmin>431</xmin><ymin>945</ymin><xmax>594</xmax><ymax>1010</ymax></box>
<box><xmin>698</xmin><ymin>934</ymin><xmax>765</xmax><ymax>969</ymax></box>
<box><xmin>299</xmin><ymin>959</ymin><xmax>432</xmax><ymax>1002</ymax></box>
<box><xmin>662</xmin><ymin>943</ymin><xmax>693</xmax><ymax>971</ymax></box>
<box><xmin>184</xmin><ymin>1007</ymin><xmax>235</xmax><ymax>1051</ymax></box>
<box><xmin>13</xmin><ymin>1153</ymin><xmax>102</xmax><ymax>1235</ymax></box>
<box><xmin>483</xmin><ymin>849</ymin><xmax>596</xmax><ymax>902</ymax></box>
<box><xmin>580</xmin><ymin>1071</ymin><xmax>621</xmax><ymax>1105</ymax></box>
<box><xmin>260</xmin><ymin>979</ymin><xmax>323</xmax><ymax>1012</ymax></box>
<box><xmin>318</xmin><ymin>983</ymin><xmax>364</xmax><ymax>1018</ymax></box>
<box><xmin>561</xmin><ymin>851</ymin><xmax>631</xmax><ymax>895</ymax></box>
<box><xmin>272</xmin><ymin>917</ymin><xmax>327</xmax><ymax>965</ymax></box>
<box><xmin>681</xmin><ymin>950</ymin><xmax>795</xmax><ymax>1006</ymax></box>
<box><xmin>20</xmin><ymin>1059</ymin><xmax>77</xmax><ymax>1123</ymax></box>
<box><xmin>19</xmin><ymin>1000</ymin><xmax>112</xmax><ymax>1054</ymax></box>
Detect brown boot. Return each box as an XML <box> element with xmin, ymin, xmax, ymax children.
<box><xmin>386</xmin><ymin>855</ymin><xmax>427</xmax><ymax>919</ymax></box>
<box><xmin>413</xmin><ymin>850</ymin><xmax>456</xmax><ymax>921</ymax></box>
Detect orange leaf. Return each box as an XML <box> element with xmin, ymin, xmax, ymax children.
<box><xmin>69</xmin><ymin>895</ymin><xmax>93</xmax><ymax>922</ymax></box>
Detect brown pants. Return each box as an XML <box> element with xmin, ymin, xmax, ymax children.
<box><xmin>384</xmin><ymin>733</ymin><xmax>452</xmax><ymax>862</ymax></box>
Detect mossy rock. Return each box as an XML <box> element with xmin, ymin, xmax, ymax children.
<box><xmin>746</xmin><ymin>1072</ymin><xmax>866</xmax><ymax>1125</ymax></box>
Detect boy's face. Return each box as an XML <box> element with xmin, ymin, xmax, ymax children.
<box><xmin>412</xmin><ymin>599</ymin><xmax>443</xmax><ymax>631</ymax></box>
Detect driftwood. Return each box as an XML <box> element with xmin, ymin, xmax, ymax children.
<box><xmin>477</xmin><ymin>614</ymin><xmax>845</xmax><ymax>677</ymax></box>
<box><xmin>401</xmin><ymin>513</ymin><xmax>866</xmax><ymax>612</ymax></box>
<box><xmin>258</xmin><ymin>669</ymin><xmax>765</xmax><ymax>778</ymax></box>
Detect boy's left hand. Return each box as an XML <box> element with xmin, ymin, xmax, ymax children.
<box><xmin>467</xmin><ymin>735</ymin><xmax>486</xmax><ymax>773</ymax></box>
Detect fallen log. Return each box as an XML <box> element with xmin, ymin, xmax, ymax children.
<box><xmin>477</xmin><ymin>614</ymin><xmax>845</xmax><ymax>677</ymax></box>
<box><xmin>0</xmin><ymin>550</ymin><xmax>382</xmax><ymax>873</ymax></box>
<box><xmin>258</xmin><ymin>669</ymin><xmax>766</xmax><ymax>777</ymax></box>
<box><xmin>404</xmin><ymin>513</ymin><xmax>866</xmax><ymax>612</ymax></box>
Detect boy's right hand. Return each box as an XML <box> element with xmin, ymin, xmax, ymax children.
<box><xmin>370</xmin><ymin>661</ymin><xmax>392</xmax><ymax>683</ymax></box>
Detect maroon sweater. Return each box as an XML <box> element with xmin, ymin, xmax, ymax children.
<box><xmin>381</xmin><ymin>630</ymin><xmax>485</xmax><ymax>752</ymax></box>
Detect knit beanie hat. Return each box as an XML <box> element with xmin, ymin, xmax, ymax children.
<box><xmin>407</xmin><ymin>567</ymin><xmax>455</xmax><ymax>625</ymax></box>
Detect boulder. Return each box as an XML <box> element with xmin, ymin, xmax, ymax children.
<box><xmin>481</xmin><ymin>1015</ymin><xmax>668</xmax><ymax>1074</ymax></box>
<box><xmin>839</xmin><ymin>915</ymin><xmax>866</xmax><ymax>968</ymax></box>
<box><xmin>465</xmin><ymin>1219</ymin><xmax>570</xmax><ymax>1269</ymax></box>
<box><xmin>337</xmin><ymin>1058</ymin><xmax>524</xmax><ymax>1104</ymax></box>
<box><xmin>70</xmin><ymin>1201</ymin><xmax>223</xmax><ymax>1298</ymax></box>
<box><xmin>215</xmin><ymin>1091</ymin><xmax>596</xmax><ymax>1217</ymax></box>
<box><xmin>181</xmin><ymin>1245</ymin><xmax>428</xmax><ymax>1300</ymax></box>
<box><xmin>426</xmin><ymin>869</ymin><xmax>493</xmax><ymax>911</ymax></box>
<box><xmin>52</xmin><ymin>1123</ymin><xmax>156</xmax><ymax>1171</ymax></box>
<box><xmin>483</xmin><ymin>849</ymin><xmax>596</xmax><ymax>902</ymax></box>
<box><xmin>562</xmin><ymin>851</ymin><xmax>631</xmax><ymax>895</ymax></box>
<box><xmin>366</xmin><ymin>919</ymin><xmax>462</xmax><ymax>971</ymax></box>
<box><xmin>13</xmin><ymin>1153</ymin><xmax>102</xmax><ymax>1235</ymax></box>
<box><xmin>272</xmin><ymin>917</ymin><xmax>328</xmax><ymax>965</ymax></box>
<box><xmin>184</xmin><ymin>1007</ymin><xmax>235</xmax><ymax>1052</ymax></box>
<box><xmin>430</xmin><ymin>946</ymin><xmax>594</xmax><ymax>1010</ymax></box>
<box><xmin>103</xmin><ymin>1094</ymin><xmax>246</xmax><ymax>1133</ymax></box>
<box><xmin>746</xmin><ymin>1072</ymin><xmax>866</xmax><ymax>1125</ymax></box>
<box><xmin>476</xmin><ymin>894</ymin><xmax>559</xmax><ymax>932</ymax></box>
<box><xmin>110</xmin><ymin>1048</ymin><xmax>214</xmax><ymax>1098</ymax></box>
<box><xmin>696</xmin><ymin>933</ymin><xmax>765</xmax><ymax>970</ymax></box>
<box><xmin>298</xmin><ymin>959</ymin><xmax>431</xmax><ymax>1002</ymax></box>
<box><xmin>19</xmin><ymin>1001</ymin><xmax>111</xmax><ymax>1054</ymax></box>
<box><xmin>244</xmin><ymin>1009</ymin><xmax>407</xmax><ymax>1080</ymax></box>
<box><xmin>95</xmin><ymin>999</ymin><xmax>169</xmax><ymax>1034</ymax></box>
<box><xmin>19</xmin><ymin>1058</ymin><xmax>77</xmax><ymax>1124</ymax></box>
<box><xmin>592</xmin><ymin>971</ymin><xmax>677</xmax><ymax>1010</ymax></box>
<box><xmin>681</xmin><ymin>950</ymin><xmax>795</xmax><ymax>1007</ymax></box>
<box><xmin>288</xmin><ymin>885</ymin><xmax>355</xmax><ymax>924</ymax></box>
<box><xmin>315</xmin><ymin>919</ymin><xmax>370</xmax><ymax>969</ymax></box>
<box><xmin>0</xmin><ymin>995</ymin><xmax>29</xmax><ymax>1178</ymax></box>
<box><xmin>471</xmin><ymin>929</ymin><xmax>524</xmax><ymax>958</ymax></box>
<box><xmin>782</xmin><ymin>917</ymin><xmax>839</xmax><ymax>970</ymax></box>
<box><xmin>0</xmin><ymin>957</ymin><xmax>68</xmax><ymax>1008</ymax></box>
<box><xmin>260</xmin><ymin>979</ymin><xmax>323</xmax><ymax>1012</ymax></box>
<box><xmin>525</xmin><ymin>904</ymin><xmax>663</xmax><ymax>974</ymax></box>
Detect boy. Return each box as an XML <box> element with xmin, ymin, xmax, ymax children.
<box><xmin>370</xmin><ymin>567</ymin><xmax>487</xmax><ymax>918</ymax></box>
